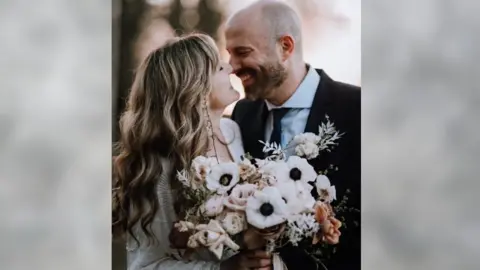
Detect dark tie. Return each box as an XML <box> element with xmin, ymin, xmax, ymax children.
<box><xmin>269</xmin><ymin>108</ymin><xmax>290</xmax><ymax>146</ymax></box>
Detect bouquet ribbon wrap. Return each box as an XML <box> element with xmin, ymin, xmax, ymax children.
<box><xmin>272</xmin><ymin>253</ymin><xmax>288</xmax><ymax>270</ymax></box>
<box><xmin>255</xmin><ymin>223</ymin><xmax>288</xmax><ymax>270</ymax></box>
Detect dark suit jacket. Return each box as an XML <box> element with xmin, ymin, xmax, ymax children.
<box><xmin>231</xmin><ymin>69</ymin><xmax>361</xmax><ymax>270</ymax></box>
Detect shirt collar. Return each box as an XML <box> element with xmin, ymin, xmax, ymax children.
<box><xmin>265</xmin><ymin>64</ymin><xmax>320</xmax><ymax>111</ymax></box>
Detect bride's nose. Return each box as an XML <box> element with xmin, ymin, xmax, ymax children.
<box><xmin>226</xmin><ymin>63</ymin><xmax>233</xmax><ymax>74</ymax></box>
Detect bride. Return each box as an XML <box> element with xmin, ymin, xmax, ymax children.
<box><xmin>112</xmin><ymin>33</ymin><xmax>272</xmax><ymax>270</ymax></box>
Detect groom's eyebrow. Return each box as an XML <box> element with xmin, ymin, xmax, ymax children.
<box><xmin>230</xmin><ymin>46</ymin><xmax>252</xmax><ymax>53</ymax></box>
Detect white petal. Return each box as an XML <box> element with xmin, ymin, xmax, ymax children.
<box><xmin>246</xmin><ymin>194</ymin><xmax>263</xmax><ymax>210</ymax></box>
<box><xmin>247</xmin><ymin>207</ymin><xmax>286</xmax><ymax>229</ymax></box>
<box><xmin>286</xmin><ymin>156</ymin><xmax>303</xmax><ymax>166</ymax></box>
<box><xmin>330</xmin><ymin>185</ymin><xmax>337</xmax><ymax>201</ymax></box>
<box><xmin>315</xmin><ymin>174</ymin><xmax>331</xmax><ymax>189</ymax></box>
<box><xmin>246</xmin><ymin>206</ymin><xmax>265</xmax><ymax>228</ymax></box>
<box><xmin>275</xmin><ymin>180</ymin><xmax>296</xmax><ymax>196</ymax></box>
<box><xmin>278</xmin><ymin>181</ymin><xmax>315</xmax><ymax>214</ymax></box>
<box><xmin>259</xmin><ymin>161</ymin><xmax>290</xmax><ymax>184</ymax></box>
<box><xmin>302</xmin><ymin>193</ymin><xmax>316</xmax><ymax>210</ymax></box>
<box><xmin>206</xmin><ymin>179</ymin><xmax>220</xmax><ymax>192</ymax></box>
<box><xmin>261</xmin><ymin>186</ymin><xmax>283</xmax><ymax>201</ymax></box>
<box><xmin>263</xmin><ymin>214</ymin><xmax>287</xmax><ymax>228</ymax></box>
<box><xmin>296</xmin><ymin>181</ymin><xmax>314</xmax><ymax>194</ymax></box>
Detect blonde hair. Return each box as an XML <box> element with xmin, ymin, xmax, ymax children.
<box><xmin>112</xmin><ymin>33</ymin><xmax>220</xmax><ymax>244</ymax></box>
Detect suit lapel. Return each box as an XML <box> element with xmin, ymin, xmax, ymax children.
<box><xmin>246</xmin><ymin>101</ymin><xmax>269</xmax><ymax>159</ymax></box>
<box><xmin>303</xmin><ymin>70</ymin><xmax>336</xmax><ymax>170</ymax></box>
<box><xmin>304</xmin><ymin>69</ymin><xmax>334</xmax><ymax>134</ymax></box>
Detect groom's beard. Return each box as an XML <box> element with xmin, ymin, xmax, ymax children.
<box><xmin>243</xmin><ymin>63</ymin><xmax>287</xmax><ymax>101</ymax></box>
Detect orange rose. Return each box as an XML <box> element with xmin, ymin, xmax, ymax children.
<box><xmin>312</xmin><ymin>202</ymin><xmax>340</xmax><ymax>245</ymax></box>
<box><xmin>322</xmin><ymin>216</ymin><xmax>342</xmax><ymax>244</ymax></box>
<box><xmin>314</xmin><ymin>201</ymin><xmax>331</xmax><ymax>223</ymax></box>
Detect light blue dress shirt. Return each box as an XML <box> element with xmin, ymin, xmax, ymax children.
<box><xmin>264</xmin><ymin>65</ymin><xmax>320</xmax><ymax>156</ymax></box>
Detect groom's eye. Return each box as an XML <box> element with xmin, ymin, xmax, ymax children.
<box><xmin>234</xmin><ymin>48</ymin><xmax>252</xmax><ymax>57</ymax></box>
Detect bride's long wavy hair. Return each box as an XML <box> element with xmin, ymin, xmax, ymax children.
<box><xmin>112</xmin><ymin>33</ymin><xmax>220</xmax><ymax>244</ymax></box>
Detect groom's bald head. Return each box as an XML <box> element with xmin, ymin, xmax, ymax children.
<box><xmin>226</xmin><ymin>0</ymin><xmax>303</xmax><ymax>56</ymax></box>
<box><xmin>225</xmin><ymin>0</ymin><xmax>303</xmax><ymax>100</ymax></box>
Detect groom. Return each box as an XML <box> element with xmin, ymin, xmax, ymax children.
<box><xmin>227</xmin><ymin>1</ymin><xmax>360</xmax><ymax>269</ymax></box>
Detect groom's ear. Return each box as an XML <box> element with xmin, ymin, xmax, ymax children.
<box><xmin>278</xmin><ymin>35</ymin><xmax>295</xmax><ymax>61</ymax></box>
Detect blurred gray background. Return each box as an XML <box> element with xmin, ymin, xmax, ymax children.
<box><xmin>1</xmin><ymin>0</ymin><xmax>479</xmax><ymax>270</ymax></box>
<box><xmin>362</xmin><ymin>1</ymin><xmax>480</xmax><ymax>269</ymax></box>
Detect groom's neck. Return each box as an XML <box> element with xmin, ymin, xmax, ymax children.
<box><xmin>267</xmin><ymin>61</ymin><xmax>307</xmax><ymax>106</ymax></box>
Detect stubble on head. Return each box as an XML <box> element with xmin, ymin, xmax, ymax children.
<box><xmin>226</xmin><ymin>0</ymin><xmax>303</xmax><ymax>103</ymax></box>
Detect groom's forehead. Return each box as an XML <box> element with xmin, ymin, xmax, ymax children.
<box><xmin>225</xmin><ymin>25</ymin><xmax>264</xmax><ymax>47</ymax></box>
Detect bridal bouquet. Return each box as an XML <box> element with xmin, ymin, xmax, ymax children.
<box><xmin>173</xmin><ymin>116</ymin><xmax>346</xmax><ymax>268</ymax></box>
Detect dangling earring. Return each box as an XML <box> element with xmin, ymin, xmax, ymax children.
<box><xmin>203</xmin><ymin>97</ymin><xmax>219</xmax><ymax>164</ymax></box>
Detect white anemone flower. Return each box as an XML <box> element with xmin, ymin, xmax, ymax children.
<box><xmin>206</xmin><ymin>162</ymin><xmax>240</xmax><ymax>195</ymax></box>
<box><xmin>286</xmin><ymin>156</ymin><xmax>317</xmax><ymax>183</ymax></box>
<box><xmin>277</xmin><ymin>156</ymin><xmax>317</xmax><ymax>193</ymax></box>
<box><xmin>246</xmin><ymin>187</ymin><xmax>289</xmax><ymax>229</ymax></box>
<box><xmin>315</xmin><ymin>175</ymin><xmax>336</xmax><ymax>203</ymax></box>
<box><xmin>276</xmin><ymin>180</ymin><xmax>316</xmax><ymax>215</ymax></box>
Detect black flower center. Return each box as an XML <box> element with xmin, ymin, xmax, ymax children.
<box><xmin>289</xmin><ymin>168</ymin><xmax>302</xmax><ymax>181</ymax></box>
<box><xmin>219</xmin><ymin>174</ymin><xmax>233</xmax><ymax>186</ymax></box>
<box><xmin>259</xmin><ymin>203</ymin><xmax>274</xmax><ymax>216</ymax></box>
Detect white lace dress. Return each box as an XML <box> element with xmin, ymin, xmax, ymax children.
<box><xmin>127</xmin><ymin>118</ymin><xmax>244</xmax><ymax>270</ymax></box>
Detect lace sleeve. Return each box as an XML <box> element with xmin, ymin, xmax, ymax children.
<box><xmin>126</xmin><ymin>160</ymin><xmax>222</xmax><ymax>270</ymax></box>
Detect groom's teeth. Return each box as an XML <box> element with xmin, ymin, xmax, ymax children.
<box><xmin>241</xmin><ymin>74</ymin><xmax>251</xmax><ymax>81</ymax></box>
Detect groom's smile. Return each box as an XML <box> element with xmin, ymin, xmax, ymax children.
<box><xmin>236</xmin><ymin>69</ymin><xmax>255</xmax><ymax>87</ymax></box>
